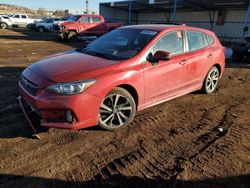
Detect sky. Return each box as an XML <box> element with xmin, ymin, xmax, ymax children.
<box><xmin>1</xmin><ymin>0</ymin><xmax>114</xmax><ymax>13</ymax></box>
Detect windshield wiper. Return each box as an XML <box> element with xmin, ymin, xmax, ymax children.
<box><xmin>82</xmin><ymin>50</ymin><xmax>114</xmax><ymax>60</ymax></box>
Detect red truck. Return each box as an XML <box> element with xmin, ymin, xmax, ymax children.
<box><xmin>56</xmin><ymin>14</ymin><xmax>123</xmax><ymax>41</ymax></box>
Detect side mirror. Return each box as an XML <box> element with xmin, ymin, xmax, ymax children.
<box><xmin>153</xmin><ymin>51</ymin><xmax>172</xmax><ymax>61</ymax></box>
<box><xmin>147</xmin><ymin>51</ymin><xmax>172</xmax><ymax>66</ymax></box>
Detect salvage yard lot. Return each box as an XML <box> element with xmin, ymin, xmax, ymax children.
<box><xmin>0</xmin><ymin>28</ymin><xmax>250</xmax><ymax>188</ymax></box>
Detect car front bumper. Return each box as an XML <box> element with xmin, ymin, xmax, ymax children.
<box><xmin>18</xmin><ymin>82</ymin><xmax>102</xmax><ymax>130</ymax></box>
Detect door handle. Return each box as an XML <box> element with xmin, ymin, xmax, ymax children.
<box><xmin>207</xmin><ymin>54</ymin><xmax>213</xmax><ymax>58</ymax></box>
<box><xmin>179</xmin><ymin>59</ymin><xmax>188</xmax><ymax>65</ymax></box>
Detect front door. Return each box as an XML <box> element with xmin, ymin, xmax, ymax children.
<box><xmin>143</xmin><ymin>30</ymin><xmax>187</xmax><ymax>106</ymax></box>
<box><xmin>77</xmin><ymin>16</ymin><xmax>91</xmax><ymax>35</ymax></box>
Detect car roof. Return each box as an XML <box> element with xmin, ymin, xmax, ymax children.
<box><xmin>121</xmin><ymin>24</ymin><xmax>215</xmax><ymax>35</ymax></box>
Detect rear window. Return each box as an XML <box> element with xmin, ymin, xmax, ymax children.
<box><xmin>187</xmin><ymin>31</ymin><xmax>209</xmax><ymax>51</ymax></box>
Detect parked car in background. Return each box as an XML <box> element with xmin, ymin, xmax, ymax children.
<box><xmin>232</xmin><ymin>34</ymin><xmax>250</xmax><ymax>63</ymax></box>
<box><xmin>36</xmin><ymin>17</ymin><xmax>66</xmax><ymax>32</ymax></box>
<box><xmin>56</xmin><ymin>14</ymin><xmax>122</xmax><ymax>41</ymax></box>
<box><xmin>18</xmin><ymin>24</ymin><xmax>225</xmax><ymax>131</ymax></box>
<box><xmin>0</xmin><ymin>15</ymin><xmax>13</xmax><ymax>29</ymax></box>
<box><xmin>9</xmin><ymin>14</ymin><xmax>41</xmax><ymax>27</ymax></box>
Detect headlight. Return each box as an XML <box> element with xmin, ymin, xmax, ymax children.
<box><xmin>46</xmin><ymin>80</ymin><xmax>96</xmax><ymax>95</ymax></box>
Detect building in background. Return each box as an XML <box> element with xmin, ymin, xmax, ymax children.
<box><xmin>100</xmin><ymin>0</ymin><xmax>250</xmax><ymax>43</ymax></box>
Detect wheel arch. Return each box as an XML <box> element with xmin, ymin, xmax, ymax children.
<box><xmin>116</xmin><ymin>84</ymin><xmax>139</xmax><ymax>110</ymax></box>
<box><xmin>213</xmin><ymin>64</ymin><xmax>221</xmax><ymax>76</ymax></box>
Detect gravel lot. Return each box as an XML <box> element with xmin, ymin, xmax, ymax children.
<box><xmin>0</xmin><ymin>28</ymin><xmax>250</xmax><ymax>188</ymax></box>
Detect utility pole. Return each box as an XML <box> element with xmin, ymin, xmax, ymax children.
<box><xmin>85</xmin><ymin>0</ymin><xmax>89</xmax><ymax>14</ymax></box>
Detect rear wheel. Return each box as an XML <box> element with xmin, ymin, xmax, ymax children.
<box><xmin>67</xmin><ymin>31</ymin><xmax>77</xmax><ymax>42</ymax></box>
<box><xmin>98</xmin><ymin>88</ymin><xmax>136</xmax><ymax>130</ymax></box>
<box><xmin>0</xmin><ymin>22</ymin><xmax>8</xmax><ymax>29</ymax></box>
<box><xmin>201</xmin><ymin>66</ymin><xmax>220</xmax><ymax>94</ymax></box>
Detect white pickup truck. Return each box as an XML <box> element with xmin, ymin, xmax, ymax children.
<box><xmin>9</xmin><ymin>14</ymin><xmax>41</xmax><ymax>27</ymax></box>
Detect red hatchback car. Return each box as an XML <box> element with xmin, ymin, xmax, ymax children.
<box><xmin>19</xmin><ymin>24</ymin><xmax>225</xmax><ymax>130</ymax></box>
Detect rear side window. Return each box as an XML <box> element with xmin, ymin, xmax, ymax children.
<box><xmin>92</xmin><ymin>16</ymin><xmax>101</xmax><ymax>23</ymax></box>
<box><xmin>187</xmin><ymin>31</ymin><xmax>208</xmax><ymax>51</ymax></box>
<box><xmin>206</xmin><ymin>34</ymin><xmax>214</xmax><ymax>45</ymax></box>
<box><xmin>21</xmin><ymin>15</ymin><xmax>27</xmax><ymax>19</ymax></box>
<box><xmin>154</xmin><ymin>31</ymin><xmax>184</xmax><ymax>55</ymax></box>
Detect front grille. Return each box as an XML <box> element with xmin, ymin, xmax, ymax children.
<box><xmin>20</xmin><ymin>75</ymin><xmax>39</xmax><ymax>95</ymax></box>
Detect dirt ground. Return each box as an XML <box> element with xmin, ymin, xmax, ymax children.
<box><xmin>0</xmin><ymin>28</ymin><xmax>250</xmax><ymax>188</ymax></box>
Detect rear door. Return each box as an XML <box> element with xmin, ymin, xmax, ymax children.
<box><xmin>184</xmin><ymin>30</ymin><xmax>212</xmax><ymax>91</ymax></box>
<box><xmin>90</xmin><ymin>16</ymin><xmax>105</xmax><ymax>35</ymax></box>
<box><xmin>143</xmin><ymin>30</ymin><xmax>187</xmax><ymax>106</ymax></box>
<box><xmin>20</xmin><ymin>15</ymin><xmax>28</xmax><ymax>25</ymax></box>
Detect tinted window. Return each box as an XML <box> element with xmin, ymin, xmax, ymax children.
<box><xmin>80</xmin><ymin>28</ymin><xmax>158</xmax><ymax>60</ymax></box>
<box><xmin>55</xmin><ymin>18</ymin><xmax>59</xmax><ymax>21</ymax></box>
<box><xmin>187</xmin><ymin>31</ymin><xmax>208</xmax><ymax>51</ymax></box>
<box><xmin>80</xmin><ymin>16</ymin><xmax>90</xmax><ymax>23</ymax></box>
<box><xmin>206</xmin><ymin>34</ymin><xmax>214</xmax><ymax>45</ymax></box>
<box><xmin>47</xmin><ymin>18</ymin><xmax>53</xmax><ymax>23</ymax></box>
<box><xmin>92</xmin><ymin>16</ymin><xmax>101</xmax><ymax>23</ymax></box>
<box><xmin>154</xmin><ymin>31</ymin><xmax>184</xmax><ymax>55</ymax></box>
<box><xmin>21</xmin><ymin>15</ymin><xmax>27</xmax><ymax>19</ymax></box>
<box><xmin>14</xmin><ymin>15</ymin><xmax>20</xmax><ymax>18</ymax></box>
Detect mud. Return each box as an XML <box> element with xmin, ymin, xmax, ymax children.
<box><xmin>0</xmin><ymin>28</ymin><xmax>250</xmax><ymax>188</ymax></box>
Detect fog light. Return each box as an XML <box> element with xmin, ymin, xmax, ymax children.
<box><xmin>66</xmin><ymin>110</ymin><xmax>73</xmax><ymax>122</ymax></box>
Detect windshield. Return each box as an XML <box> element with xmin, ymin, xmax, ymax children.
<box><xmin>67</xmin><ymin>15</ymin><xmax>81</xmax><ymax>22</ymax></box>
<box><xmin>79</xmin><ymin>28</ymin><xmax>158</xmax><ymax>60</ymax></box>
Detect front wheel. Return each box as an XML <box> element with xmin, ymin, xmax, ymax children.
<box><xmin>98</xmin><ymin>88</ymin><xmax>136</xmax><ymax>130</ymax></box>
<box><xmin>67</xmin><ymin>31</ymin><xmax>77</xmax><ymax>42</ymax></box>
<box><xmin>0</xmin><ymin>22</ymin><xmax>8</xmax><ymax>29</ymax></box>
<box><xmin>201</xmin><ymin>66</ymin><xmax>220</xmax><ymax>94</ymax></box>
<box><xmin>37</xmin><ymin>26</ymin><xmax>45</xmax><ymax>33</ymax></box>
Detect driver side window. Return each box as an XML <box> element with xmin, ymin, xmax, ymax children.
<box><xmin>80</xmin><ymin>16</ymin><xmax>90</xmax><ymax>23</ymax></box>
<box><xmin>154</xmin><ymin>31</ymin><xmax>184</xmax><ymax>55</ymax></box>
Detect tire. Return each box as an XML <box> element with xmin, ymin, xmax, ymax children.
<box><xmin>98</xmin><ymin>87</ymin><xmax>136</xmax><ymax>130</ymax></box>
<box><xmin>0</xmin><ymin>22</ymin><xmax>8</xmax><ymax>29</ymax></box>
<box><xmin>67</xmin><ymin>31</ymin><xmax>77</xmax><ymax>42</ymax></box>
<box><xmin>37</xmin><ymin>26</ymin><xmax>45</xmax><ymax>33</ymax></box>
<box><xmin>232</xmin><ymin>50</ymin><xmax>243</xmax><ymax>62</ymax></box>
<box><xmin>201</xmin><ymin>66</ymin><xmax>220</xmax><ymax>94</ymax></box>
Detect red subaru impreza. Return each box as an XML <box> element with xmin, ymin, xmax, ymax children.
<box><xmin>19</xmin><ymin>24</ymin><xmax>225</xmax><ymax>130</ymax></box>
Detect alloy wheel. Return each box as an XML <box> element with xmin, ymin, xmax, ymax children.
<box><xmin>99</xmin><ymin>94</ymin><xmax>133</xmax><ymax>129</ymax></box>
<box><xmin>1</xmin><ymin>23</ymin><xmax>7</xmax><ymax>29</ymax></box>
<box><xmin>205</xmin><ymin>67</ymin><xmax>219</xmax><ymax>93</ymax></box>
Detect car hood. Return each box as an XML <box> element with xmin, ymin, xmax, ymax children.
<box><xmin>28</xmin><ymin>50</ymin><xmax>120</xmax><ymax>83</ymax></box>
